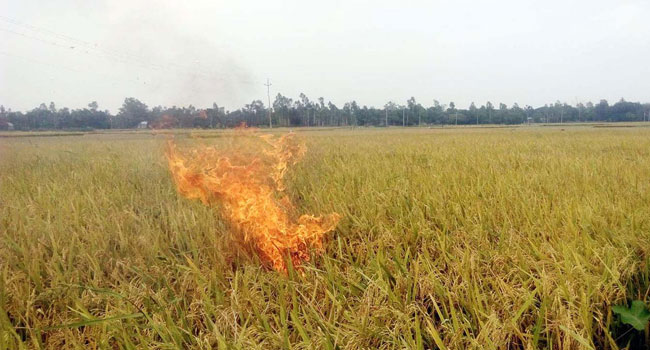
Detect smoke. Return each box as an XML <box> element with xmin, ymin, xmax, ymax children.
<box><xmin>103</xmin><ymin>0</ymin><xmax>256</xmax><ymax>110</ymax></box>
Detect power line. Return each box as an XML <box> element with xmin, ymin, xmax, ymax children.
<box><xmin>0</xmin><ymin>15</ymin><xmax>93</xmax><ymax>45</ymax></box>
<box><xmin>0</xmin><ymin>50</ymin><xmax>212</xmax><ymax>99</ymax></box>
<box><xmin>0</xmin><ymin>26</ymin><xmax>252</xmax><ymax>92</ymax></box>
<box><xmin>0</xmin><ymin>15</ymin><xmax>203</xmax><ymax>75</ymax></box>
<box><xmin>0</xmin><ymin>27</ymin><xmax>174</xmax><ymax>73</ymax></box>
<box><xmin>0</xmin><ymin>50</ymin><xmax>144</xmax><ymax>85</ymax></box>
<box><xmin>0</xmin><ymin>15</ymin><xmax>255</xmax><ymax>85</ymax></box>
<box><xmin>0</xmin><ymin>27</ymin><xmax>72</xmax><ymax>49</ymax></box>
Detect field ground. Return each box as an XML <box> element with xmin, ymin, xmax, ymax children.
<box><xmin>1</xmin><ymin>126</ymin><xmax>649</xmax><ymax>349</ymax></box>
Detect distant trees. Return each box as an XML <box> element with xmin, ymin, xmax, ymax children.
<box><xmin>0</xmin><ymin>101</ymin><xmax>111</xmax><ymax>130</ymax></box>
<box><xmin>595</xmin><ymin>100</ymin><xmax>610</xmax><ymax>121</ymax></box>
<box><xmin>1</xmin><ymin>96</ymin><xmax>649</xmax><ymax>131</ymax></box>
<box><xmin>116</xmin><ymin>98</ymin><xmax>149</xmax><ymax>128</ymax></box>
<box><xmin>0</xmin><ymin>105</ymin><xmax>8</xmax><ymax>130</ymax></box>
<box><xmin>273</xmin><ymin>93</ymin><xmax>294</xmax><ymax>127</ymax></box>
<box><xmin>609</xmin><ymin>98</ymin><xmax>644</xmax><ymax>121</ymax></box>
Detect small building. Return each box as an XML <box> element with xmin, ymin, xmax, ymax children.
<box><xmin>137</xmin><ymin>121</ymin><xmax>148</xmax><ymax>129</ymax></box>
<box><xmin>7</xmin><ymin>122</ymin><xmax>14</xmax><ymax>131</ymax></box>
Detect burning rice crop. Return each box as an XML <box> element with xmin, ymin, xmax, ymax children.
<box><xmin>1</xmin><ymin>127</ymin><xmax>649</xmax><ymax>349</ymax></box>
<box><xmin>166</xmin><ymin>128</ymin><xmax>340</xmax><ymax>273</ymax></box>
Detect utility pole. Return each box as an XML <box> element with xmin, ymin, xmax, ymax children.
<box><xmin>402</xmin><ymin>109</ymin><xmax>405</xmax><ymax>127</ymax></box>
<box><xmin>385</xmin><ymin>108</ymin><xmax>388</xmax><ymax>127</ymax></box>
<box><xmin>578</xmin><ymin>107</ymin><xmax>582</xmax><ymax>122</ymax></box>
<box><xmin>264</xmin><ymin>78</ymin><xmax>272</xmax><ymax>128</ymax></box>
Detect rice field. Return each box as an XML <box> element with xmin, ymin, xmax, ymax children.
<box><xmin>1</xmin><ymin>126</ymin><xmax>649</xmax><ymax>349</ymax></box>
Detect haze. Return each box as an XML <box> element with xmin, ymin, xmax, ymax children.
<box><xmin>1</xmin><ymin>0</ymin><xmax>649</xmax><ymax>113</ymax></box>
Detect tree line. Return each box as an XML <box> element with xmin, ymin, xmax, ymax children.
<box><xmin>1</xmin><ymin>95</ymin><xmax>649</xmax><ymax>130</ymax></box>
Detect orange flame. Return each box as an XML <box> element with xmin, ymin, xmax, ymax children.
<box><xmin>165</xmin><ymin>128</ymin><xmax>340</xmax><ymax>273</ymax></box>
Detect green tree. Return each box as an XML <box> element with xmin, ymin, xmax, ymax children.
<box><xmin>486</xmin><ymin>101</ymin><xmax>494</xmax><ymax>124</ymax></box>
<box><xmin>595</xmin><ymin>99</ymin><xmax>609</xmax><ymax>121</ymax></box>
<box><xmin>118</xmin><ymin>98</ymin><xmax>150</xmax><ymax>128</ymax></box>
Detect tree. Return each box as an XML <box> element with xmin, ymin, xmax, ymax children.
<box><xmin>610</xmin><ymin>98</ymin><xmax>643</xmax><ymax>121</ymax></box>
<box><xmin>496</xmin><ymin>103</ymin><xmax>508</xmax><ymax>124</ymax></box>
<box><xmin>525</xmin><ymin>105</ymin><xmax>534</xmax><ymax>123</ymax></box>
<box><xmin>486</xmin><ymin>101</ymin><xmax>494</xmax><ymax>124</ymax></box>
<box><xmin>298</xmin><ymin>93</ymin><xmax>312</xmax><ymax>126</ymax></box>
<box><xmin>448</xmin><ymin>102</ymin><xmax>457</xmax><ymax>125</ymax></box>
<box><xmin>595</xmin><ymin>99</ymin><xmax>609</xmax><ymax>121</ymax></box>
<box><xmin>384</xmin><ymin>101</ymin><xmax>399</xmax><ymax>126</ymax></box>
<box><xmin>273</xmin><ymin>93</ymin><xmax>294</xmax><ymax>127</ymax></box>
<box><xmin>317</xmin><ymin>97</ymin><xmax>325</xmax><ymax>126</ymax></box>
<box><xmin>406</xmin><ymin>97</ymin><xmax>417</xmax><ymax>126</ymax></box>
<box><xmin>469</xmin><ymin>102</ymin><xmax>478</xmax><ymax>124</ymax></box>
<box><xmin>576</xmin><ymin>102</ymin><xmax>585</xmax><ymax>122</ymax></box>
<box><xmin>2</xmin><ymin>94</ymin><xmax>649</xmax><ymax>130</ymax></box>
<box><xmin>0</xmin><ymin>105</ymin><xmax>8</xmax><ymax>130</ymax></box>
<box><xmin>508</xmin><ymin>103</ymin><xmax>526</xmax><ymax>124</ymax></box>
<box><xmin>118</xmin><ymin>98</ymin><xmax>150</xmax><ymax>128</ymax></box>
<box><xmin>328</xmin><ymin>101</ymin><xmax>340</xmax><ymax>126</ymax></box>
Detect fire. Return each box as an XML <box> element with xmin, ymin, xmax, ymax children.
<box><xmin>165</xmin><ymin>128</ymin><xmax>340</xmax><ymax>273</ymax></box>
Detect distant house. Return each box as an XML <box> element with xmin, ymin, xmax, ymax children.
<box><xmin>137</xmin><ymin>121</ymin><xmax>148</xmax><ymax>129</ymax></box>
<box><xmin>7</xmin><ymin>122</ymin><xmax>14</xmax><ymax>131</ymax></box>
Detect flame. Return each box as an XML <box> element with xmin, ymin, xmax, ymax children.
<box><xmin>165</xmin><ymin>128</ymin><xmax>340</xmax><ymax>273</ymax></box>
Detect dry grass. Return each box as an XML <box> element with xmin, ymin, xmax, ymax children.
<box><xmin>1</xmin><ymin>127</ymin><xmax>649</xmax><ymax>349</ymax></box>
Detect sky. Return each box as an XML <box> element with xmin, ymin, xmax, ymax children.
<box><xmin>1</xmin><ymin>0</ymin><xmax>649</xmax><ymax>113</ymax></box>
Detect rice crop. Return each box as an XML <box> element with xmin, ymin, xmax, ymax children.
<box><xmin>1</xmin><ymin>126</ymin><xmax>649</xmax><ymax>349</ymax></box>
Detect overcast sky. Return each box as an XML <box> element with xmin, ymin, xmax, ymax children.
<box><xmin>1</xmin><ymin>0</ymin><xmax>649</xmax><ymax>113</ymax></box>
